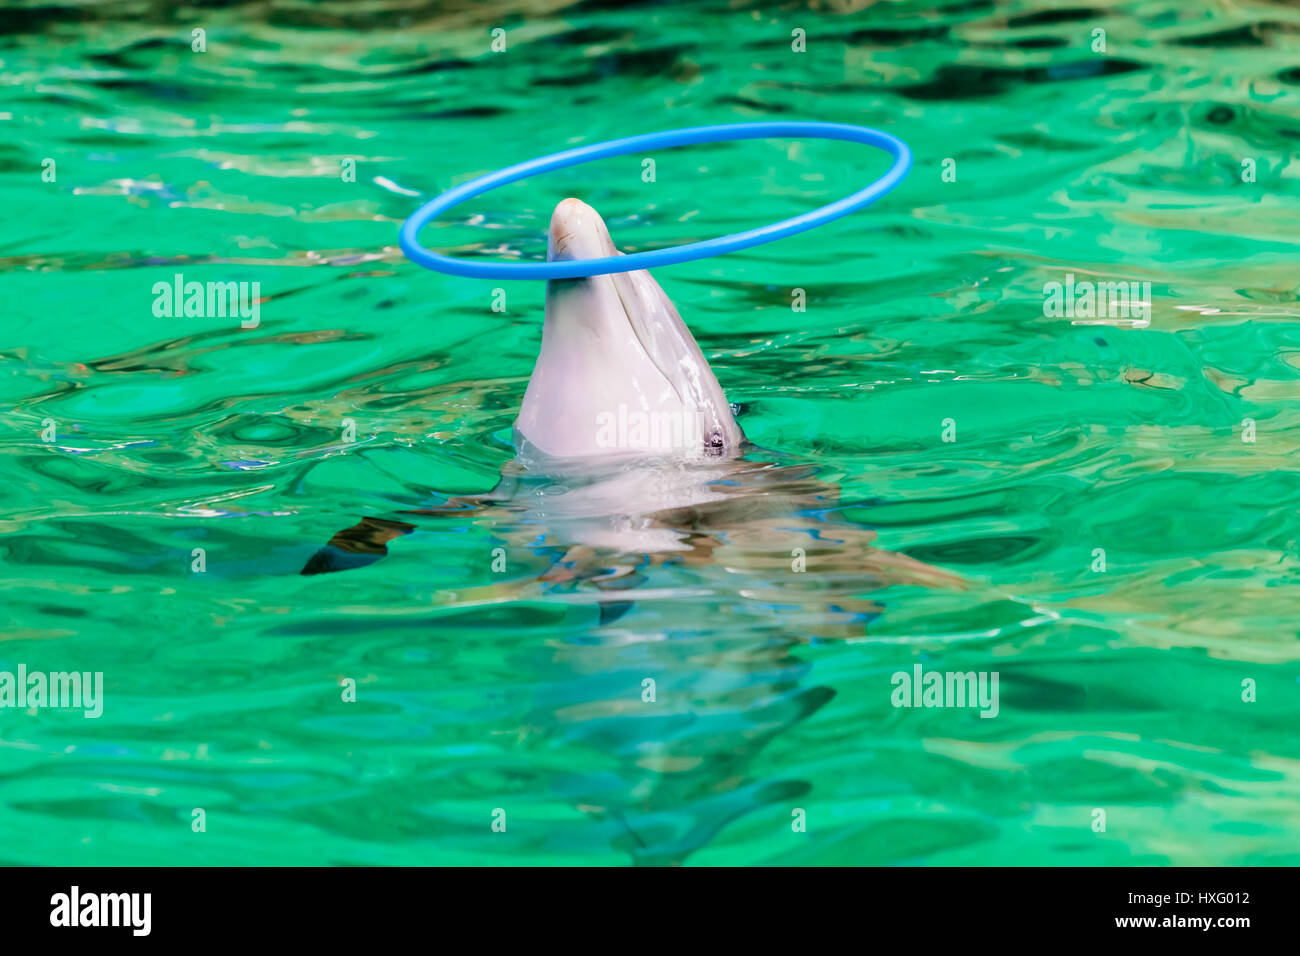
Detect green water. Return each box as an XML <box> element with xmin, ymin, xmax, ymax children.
<box><xmin>3</xmin><ymin>0</ymin><xmax>1299</xmax><ymax>866</ymax></box>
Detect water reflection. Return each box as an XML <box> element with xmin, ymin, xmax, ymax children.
<box><xmin>305</xmin><ymin>447</ymin><xmax>965</xmax><ymax>862</ymax></box>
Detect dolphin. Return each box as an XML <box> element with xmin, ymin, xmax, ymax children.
<box><xmin>304</xmin><ymin>197</ymin><xmax>958</xmax><ymax>589</ymax></box>
<box><xmin>300</xmin><ymin>199</ymin><xmax>964</xmax><ymax>864</ymax></box>
<box><xmin>517</xmin><ymin>197</ymin><xmax>744</xmax><ymax>461</ymax></box>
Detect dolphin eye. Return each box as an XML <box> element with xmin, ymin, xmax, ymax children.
<box><xmin>705</xmin><ymin>431</ymin><xmax>726</xmax><ymax>457</ymax></box>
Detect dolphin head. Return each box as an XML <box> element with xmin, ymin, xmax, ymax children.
<box><xmin>514</xmin><ymin>198</ymin><xmax>744</xmax><ymax>461</ymax></box>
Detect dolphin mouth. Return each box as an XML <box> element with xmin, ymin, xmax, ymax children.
<box><xmin>609</xmin><ymin>270</ymin><xmax>687</xmax><ymax>405</ymax></box>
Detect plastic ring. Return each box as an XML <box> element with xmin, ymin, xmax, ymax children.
<box><xmin>399</xmin><ymin>121</ymin><xmax>911</xmax><ymax>280</ymax></box>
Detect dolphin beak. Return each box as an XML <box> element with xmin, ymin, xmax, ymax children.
<box><xmin>548</xmin><ymin>197</ymin><xmax>619</xmax><ymax>263</ymax></box>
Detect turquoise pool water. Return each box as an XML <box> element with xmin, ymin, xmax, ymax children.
<box><xmin>2</xmin><ymin>0</ymin><xmax>1298</xmax><ymax>865</ymax></box>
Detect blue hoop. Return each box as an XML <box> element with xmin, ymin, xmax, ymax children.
<box><xmin>399</xmin><ymin>122</ymin><xmax>911</xmax><ymax>280</ymax></box>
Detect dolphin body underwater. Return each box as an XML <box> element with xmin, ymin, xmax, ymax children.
<box><xmin>303</xmin><ymin>199</ymin><xmax>964</xmax><ymax>864</ymax></box>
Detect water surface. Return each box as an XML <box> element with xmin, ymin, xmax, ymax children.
<box><xmin>2</xmin><ymin>0</ymin><xmax>1298</xmax><ymax>865</ymax></box>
